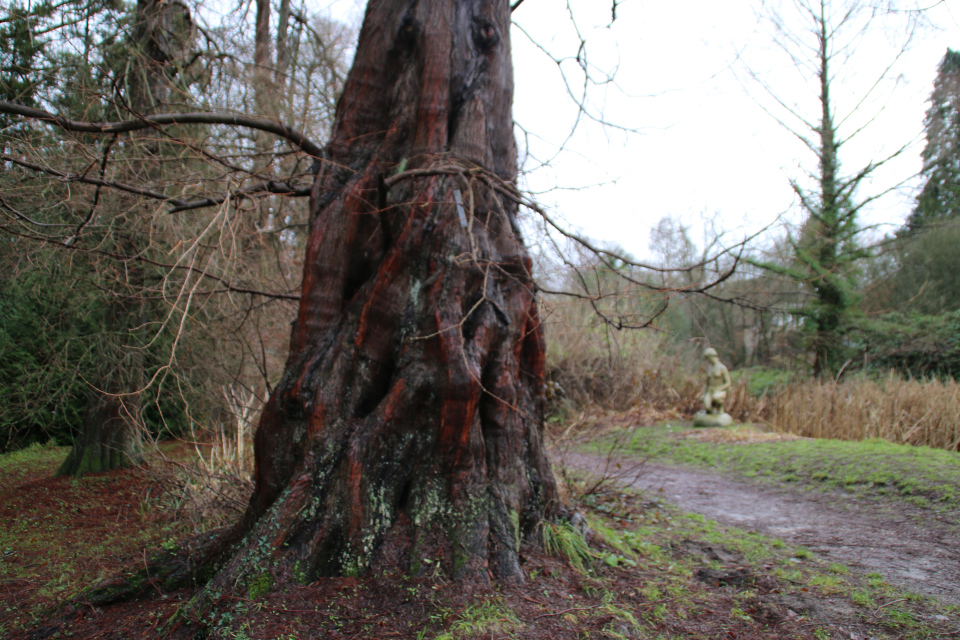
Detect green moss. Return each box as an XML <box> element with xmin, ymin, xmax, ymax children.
<box><xmin>508</xmin><ymin>509</ymin><xmax>520</xmax><ymax>552</ymax></box>
<box><xmin>246</xmin><ymin>571</ymin><xmax>274</xmax><ymax>600</ymax></box>
<box><xmin>293</xmin><ymin>561</ymin><xmax>308</xmax><ymax>585</ymax></box>
<box><xmin>342</xmin><ymin>557</ymin><xmax>361</xmax><ymax>578</ymax></box>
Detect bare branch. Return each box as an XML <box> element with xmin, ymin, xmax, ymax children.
<box><xmin>168</xmin><ymin>180</ymin><xmax>312</xmax><ymax>213</ymax></box>
<box><xmin>0</xmin><ymin>101</ymin><xmax>325</xmax><ymax>158</ymax></box>
<box><xmin>1</xmin><ymin>154</ymin><xmax>190</xmax><ymax>207</ymax></box>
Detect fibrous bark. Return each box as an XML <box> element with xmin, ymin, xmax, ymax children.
<box><xmin>201</xmin><ymin>0</ymin><xmax>555</xmax><ymax>601</ymax></box>
<box><xmin>73</xmin><ymin>0</ymin><xmax>559</xmax><ymax>625</ymax></box>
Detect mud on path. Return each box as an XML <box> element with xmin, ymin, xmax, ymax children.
<box><xmin>563</xmin><ymin>452</ymin><xmax>960</xmax><ymax>606</ymax></box>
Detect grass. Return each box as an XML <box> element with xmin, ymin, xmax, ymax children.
<box><xmin>569</xmin><ymin>482</ymin><xmax>957</xmax><ymax>640</ymax></box>
<box><xmin>4</xmin><ymin>436</ymin><xmax>959</xmax><ymax>639</ymax></box>
<box><xmin>431</xmin><ymin>599</ymin><xmax>521</xmax><ymax>640</ymax></box>
<box><xmin>614</xmin><ymin>422</ymin><xmax>960</xmax><ymax>511</ymax></box>
<box><xmin>541</xmin><ymin>520</ymin><xmax>596</xmax><ymax>573</ymax></box>
<box><xmin>0</xmin><ymin>441</ymin><xmax>65</xmax><ymax>485</ymax></box>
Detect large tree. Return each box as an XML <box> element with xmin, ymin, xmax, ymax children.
<box><xmin>232</xmin><ymin>0</ymin><xmax>559</xmax><ymax>582</ymax></box>
<box><xmin>744</xmin><ymin>0</ymin><xmax>920</xmax><ymax>376</ymax></box>
<box><xmin>28</xmin><ymin>0</ymin><xmax>560</xmax><ymax>626</ymax></box>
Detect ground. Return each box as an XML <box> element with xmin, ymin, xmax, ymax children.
<box><xmin>564</xmin><ymin>428</ymin><xmax>960</xmax><ymax>605</ymax></box>
<box><xmin>2</xmin><ymin>419</ymin><xmax>959</xmax><ymax>639</ymax></box>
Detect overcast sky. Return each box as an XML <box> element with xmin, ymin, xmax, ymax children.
<box><xmin>320</xmin><ymin>0</ymin><xmax>960</xmax><ymax>260</ymax></box>
<box><xmin>510</xmin><ymin>0</ymin><xmax>960</xmax><ymax>259</ymax></box>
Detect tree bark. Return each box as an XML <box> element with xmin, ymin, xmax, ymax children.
<box><xmin>183</xmin><ymin>0</ymin><xmax>557</xmax><ymax>607</ymax></box>
<box><xmin>57</xmin><ymin>385</ymin><xmax>140</xmax><ymax>476</ymax></box>
<box><xmin>69</xmin><ymin>0</ymin><xmax>559</xmax><ymax>621</ymax></box>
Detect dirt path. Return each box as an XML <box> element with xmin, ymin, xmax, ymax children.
<box><xmin>563</xmin><ymin>452</ymin><xmax>960</xmax><ymax>606</ymax></box>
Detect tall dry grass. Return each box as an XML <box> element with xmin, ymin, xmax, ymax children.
<box><xmin>140</xmin><ymin>385</ymin><xmax>260</xmax><ymax>532</ymax></box>
<box><xmin>541</xmin><ymin>288</ymin><xmax>960</xmax><ymax>453</ymax></box>
<box><xmin>542</xmin><ymin>297</ymin><xmax>696</xmax><ymax>413</ymax></box>
<box><xmin>761</xmin><ymin>374</ymin><xmax>960</xmax><ymax>450</ymax></box>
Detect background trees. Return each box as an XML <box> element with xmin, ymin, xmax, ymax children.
<box><xmin>2</xmin><ymin>0</ymin><xmax>959</xmax><ymax>620</ymax></box>
<box><xmin>0</xmin><ymin>0</ymin><xmax>350</xmax><ymax>461</ymax></box>
<box><xmin>873</xmin><ymin>49</ymin><xmax>960</xmax><ymax>316</ymax></box>
<box><xmin>910</xmin><ymin>48</ymin><xmax>960</xmax><ymax>229</ymax></box>
<box><xmin>742</xmin><ymin>0</ymin><xmax>923</xmax><ymax>376</ymax></box>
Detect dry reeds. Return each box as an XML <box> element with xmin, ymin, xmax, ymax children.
<box><xmin>542</xmin><ymin>297</ymin><xmax>694</xmax><ymax>413</ymax></box>
<box><xmin>762</xmin><ymin>374</ymin><xmax>960</xmax><ymax>450</ymax></box>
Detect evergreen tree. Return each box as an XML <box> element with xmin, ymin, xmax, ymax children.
<box><xmin>876</xmin><ymin>49</ymin><xmax>960</xmax><ymax>315</ymax></box>
<box><xmin>744</xmin><ymin>0</ymin><xmax>918</xmax><ymax>377</ymax></box>
<box><xmin>909</xmin><ymin>48</ymin><xmax>960</xmax><ymax>228</ymax></box>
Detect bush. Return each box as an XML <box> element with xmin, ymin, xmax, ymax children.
<box><xmin>851</xmin><ymin>311</ymin><xmax>960</xmax><ymax>379</ymax></box>
<box><xmin>732</xmin><ymin>367</ymin><xmax>798</xmax><ymax>397</ymax></box>
<box><xmin>0</xmin><ymin>273</ymin><xmax>98</xmax><ymax>450</ymax></box>
<box><xmin>542</xmin><ymin>296</ymin><xmax>695</xmax><ymax>415</ymax></box>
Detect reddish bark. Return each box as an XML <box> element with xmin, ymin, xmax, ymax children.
<box><xmin>75</xmin><ymin>0</ymin><xmax>559</xmax><ymax>621</ymax></box>
<box><xmin>221</xmin><ymin>0</ymin><xmax>557</xmax><ymax>586</ymax></box>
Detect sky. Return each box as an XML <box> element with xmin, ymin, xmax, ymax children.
<box><xmin>510</xmin><ymin>0</ymin><xmax>960</xmax><ymax>259</ymax></box>
<box><xmin>319</xmin><ymin>0</ymin><xmax>960</xmax><ymax>260</ymax></box>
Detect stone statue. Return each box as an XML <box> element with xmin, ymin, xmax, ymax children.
<box><xmin>693</xmin><ymin>347</ymin><xmax>733</xmax><ymax>427</ymax></box>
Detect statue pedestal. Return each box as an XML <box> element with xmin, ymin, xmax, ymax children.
<box><xmin>693</xmin><ymin>411</ymin><xmax>733</xmax><ymax>428</ymax></box>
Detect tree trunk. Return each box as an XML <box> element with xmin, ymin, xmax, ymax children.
<box><xmin>72</xmin><ymin>0</ymin><xmax>559</xmax><ymax>621</ymax></box>
<box><xmin>183</xmin><ymin>0</ymin><xmax>556</xmax><ymax>606</ymax></box>
<box><xmin>57</xmin><ymin>385</ymin><xmax>140</xmax><ymax>476</ymax></box>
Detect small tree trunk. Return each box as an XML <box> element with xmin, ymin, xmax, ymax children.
<box><xmin>59</xmin><ymin>273</ymin><xmax>146</xmax><ymax>477</ymax></box>
<box><xmin>57</xmin><ymin>386</ymin><xmax>140</xmax><ymax>476</ymax></box>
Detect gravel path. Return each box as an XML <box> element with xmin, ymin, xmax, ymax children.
<box><xmin>563</xmin><ymin>452</ymin><xmax>960</xmax><ymax>606</ymax></box>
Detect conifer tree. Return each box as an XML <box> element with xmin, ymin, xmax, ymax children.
<box><xmin>909</xmin><ymin>48</ymin><xmax>960</xmax><ymax>228</ymax></box>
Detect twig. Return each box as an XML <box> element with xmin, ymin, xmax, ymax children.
<box><xmin>143</xmin><ymin>549</ymin><xmax>164</xmax><ymax>596</ymax></box>
<box><xmin>874</xmin><ymin>598</ymin><xmax>908</xmax><ymax>615</ymax></box>
<box><xmin>533</xmin><ymin>606</ymin><xmax>598</xmax><ymax>620</ymax></box>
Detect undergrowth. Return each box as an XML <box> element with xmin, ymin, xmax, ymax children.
<box><xmin>542</xmin><ymin>521</ymin><xmax>593</xmax><ymax>574</ymax></box>
<box><xmin>0</xmin><ymin>444</ymin><xmax>182</xmax><ymax>636</ymax></box>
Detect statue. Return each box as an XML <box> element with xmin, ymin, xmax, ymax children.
<box><xmin>693</xmin><ymin>347</ymin><xmax>733</xmax><ymax>427</ymax></box>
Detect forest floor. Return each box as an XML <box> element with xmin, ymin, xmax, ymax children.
<box><xmin>1</xmin><ymin>419</ymin><xmax>958</xmax><ymax>640</ymax></box>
